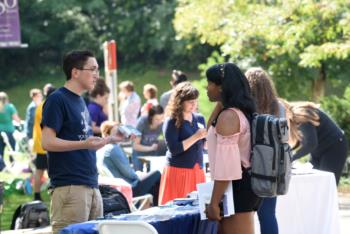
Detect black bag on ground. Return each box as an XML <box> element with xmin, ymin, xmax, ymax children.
<box><xmin>99</xmin><ymin>185</ymin><xmax>131</xmax><ymax>216</ymax></box>
<box><xmin>10</xmin><ymin>200</ymin><xmax>50</xmax><ymax>230</ymax></box>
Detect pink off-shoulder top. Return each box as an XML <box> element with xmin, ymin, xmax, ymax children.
<box><xmin>207</xmin><ymin>108</ymin><xmax>251</xmax><ymax>181</ymax></box>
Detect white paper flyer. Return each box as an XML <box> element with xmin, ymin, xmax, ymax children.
<box><xmin>196</xmin><ymin>181</ymin><xmax>235</xmax><ymax>220</ymax></box>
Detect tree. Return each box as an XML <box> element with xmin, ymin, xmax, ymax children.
<box><xmin>0</xmin><ymin>0</ymin><xmax>102</xmax><ymax>88</ymax></box>
<box><xmin>0</xmin><ymin>0</ymin><xmax>212</xmax><ymax>89</ymax></box>
<box><xmin>174</xmin><ymin>0</ymin><xmax>350</xmax><ymax>101</ymax></box>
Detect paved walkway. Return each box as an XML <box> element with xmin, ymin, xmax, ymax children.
<box><xmin>339</xmin><ymin>193</ymin><xmax>350</xmax><ymax>234</ymax></box>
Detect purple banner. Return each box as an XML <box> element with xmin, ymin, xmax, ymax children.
<box><xmin>0</xmin><ymin>0</ymin><xmax>21</xmax><ymax>47</ymax></box>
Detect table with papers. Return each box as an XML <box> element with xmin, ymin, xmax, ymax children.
<box><xmin>60</xmin><ymin>205</ymin><xmax>217</xmax><ymax>234</ymax></box>
<box><xmin>62</xmin><ymin>169</ymin><xmax>340</xmax><ymax>234</ymax></box>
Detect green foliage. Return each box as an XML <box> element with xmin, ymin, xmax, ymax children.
<box><xmin>192</xmin><ymin>78</ymin><xmax>215</xmax><ymax>121</ymax></box>
<box><xmin>174</xmin><ymin>0</ymin><xmax>350</xmax><ymax>100</ymax></box>
<box><xmin>340</xmin><ymin>176</ymin><xmax>350</xmax><ymax>186</ymax></box>
<box><xmin>198</xmin><ymin>51</ymin><xmax>225</xmax><ymax>79</ymax></box>
<box><xmin>321</xmin><ymin>85</ymin><xmax>350</xmax><ymax>142</ymax></box>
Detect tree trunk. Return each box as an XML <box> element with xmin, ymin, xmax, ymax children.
<box><xmin>312</xmin><ymin>63</ymin><xmax>326</xmax><ymax>102</ymax></box>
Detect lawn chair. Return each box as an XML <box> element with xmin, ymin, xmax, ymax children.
<box><xmin>1</xmin><ymin>131</ymin><xmax>19</xmax><ymax>163</ymax></box>
<box><xmin>1</xmin><ymin>131</ymin><xmax>33</xmax><ymax>173</ymax></box>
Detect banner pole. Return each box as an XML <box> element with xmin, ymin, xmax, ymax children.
<box><xmin>107</xmin><ymin>40</ymin><xmax>118</xmax><ymax>122</ymax></box>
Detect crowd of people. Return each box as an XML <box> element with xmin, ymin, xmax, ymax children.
<box><xmin>0</xmin><ymin>49</ymin><xmax>348</xmax><ymax>234</ymax></box>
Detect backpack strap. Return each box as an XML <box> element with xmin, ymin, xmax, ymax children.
<box><xmin>278</xmin><ymin>101</ymin><xmax>286</xmax><ymax>118</ymax></box>
<box><xmin>254</xmin><ymin>115</ymin><xmax>275</xmax><ymax>145</ymax></box>
<box><xmin>255</xmin><ymin>115</ymin><xmax>265</xmax><ymax>144</ymax></box>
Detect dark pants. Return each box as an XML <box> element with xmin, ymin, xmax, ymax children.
<box><xmin>257</xmin><ymin>197</ymin><xmax>278</xmax><ymax>234</ymax></box>
<box><xmin>311</xmin><ymin>135</ymin><xmax>348</xmax><ymax>185</ymax></box>
<box><xmin>0</xmin><ymin>131</ymin><xmax>16</xmax><ymax>160</ymax></box>
<box><xmin>132</xmin><ymin>170</ymin><xmax>161</xmax><ymax>206</ymax></box>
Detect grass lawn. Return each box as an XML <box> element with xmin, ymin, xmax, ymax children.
<box><xmin>0</xmin><ymin>187</ymin><xmax>50</xmax><ymax>231</ymax></box>
<box><xmin>0</xmin><ymin>151</ymin><xmax>51</xmax><ymax>231</ymax></box>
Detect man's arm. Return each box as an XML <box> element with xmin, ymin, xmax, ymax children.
<box><xmin>42</xmin><ymin>126</ymin><xmax>107</xmax><ymax>152</ymax></box>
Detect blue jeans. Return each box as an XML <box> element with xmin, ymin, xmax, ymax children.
<box><xmin>103</xmin><ymin>144</ymin><xmax>139</xmax><ymax>185</ymax></box>
<box><xmin>257</xmin><ymin>197</ymin><xmax>278</xmax><ymax>234</ymax></box>
<box><xmin>133</xmin><ymin>170</ymin><xmax>161</xmax><ymax>206</ymax></box>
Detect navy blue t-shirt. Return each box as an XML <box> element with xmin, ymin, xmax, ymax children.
<box><xmin>42</xmin><ymin>87</ymin><xmax>98</xmax><ymax>188</ymax></box>
<box><xmin>163</xmin><ymin>113</ymin><xmax>206</xmax><ymax>168</ymax></box>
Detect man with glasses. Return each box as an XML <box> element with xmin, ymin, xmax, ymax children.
<box><xmin>41</xmin><ymin>50</ymin><xmax>107</xmax><ymax>234</ymax></box>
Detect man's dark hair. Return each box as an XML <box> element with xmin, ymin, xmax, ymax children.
<box><xmin>172</xmin><ymin>70</ymin><xmax>187</xmax><ymax>86</ymax></box>
<box><xmin>46</xmin><ymin>86</ymin><xmax>56</xmax><ymax>98</ymax></box>
<box><xmin>63</xmin><ymin>50</ymin><xmax>95</xmax><ymax>80</ymax></box>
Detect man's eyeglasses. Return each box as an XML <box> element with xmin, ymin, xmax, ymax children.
<box><xmin>77</xmin><ymin>67</ymin><xmax>99</xmax><ymax>75</ymax></box>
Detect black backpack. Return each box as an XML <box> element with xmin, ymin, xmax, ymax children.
<box><xmin>11</xmin><ymin>200</ymin><xmax>50</xmax><ymax>230</ymax></box>
<box><xmin>99</xmin><ymin>185</ymin><xmax>131</xmax><ymax>217</ymax></box>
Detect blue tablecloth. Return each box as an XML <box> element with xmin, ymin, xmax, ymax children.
<box><xmin>60</xmin><ymin>205</ymin><xmax>217</xmax><ymax>234</ymax></box>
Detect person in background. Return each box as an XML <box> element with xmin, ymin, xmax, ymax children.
<box><xmin>119</xmin><ymin>81</ymin><xmax>141</xmax><ymax>127</ymax></box>
<box><xmin>41</xmin><ymin>50</ymin><xmax>117</xmax><ymax>234</ymax></box>
<box><xmin>158</xmin><ymin>82</ymin><xmax>207</xmax><ymax>205</ymax></box>
<box><xmin>88</xmin><ymin>79</ymin><xmax>110</xmax><ymax>136</ymax></box>
<box><xmin>159</xmin><ymin>70</ymin><xmax>188</xmax><ymax>109</ymax></box>
<box><xmin>140</xmin><ymin>83</ymin><xmax>158</xmax><ymax>116</ymax></box>
<box><xmin>43</xmin><ymin>83</ymin><xmax>53</xmax><ymax>97</ymax></box>
<box><xmin>98</xmin><ymin>121</ymin><xmax>161</xmax><ymax>205</ymax></box>
<box><xmin>32</xmin><ymin>85</ymin><xmax>56</xmax><ymax>201</ymax></box>
<box><xmin>205</xmin><ymin>63</ymin><xmax>261</xmax><ymax>234</ymax></box>
<box><xmin>246</xmin><ymin>67</ymin><xmax>283</xmax><ymax>234</ymax></box>
<box><xmin>25</xmin><ymin>89</ymin><xmax>43</xmax><ymax>140</ymax></box>
<box><xmin>132</xmin><ymin>105</ymin><xmax>166</xmax><ymax>171</ymax></box>
<box><xmin>0</xmin><ymin>92</ymin><xmax>21</xmax><ymax>163</ymax></box>
<box><xmin>283</xmin><ymin>100</ymin><xmax>348</xmax><ymax>185</ymax></box>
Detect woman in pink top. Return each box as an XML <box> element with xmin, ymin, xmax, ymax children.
<box><xmin>205</xmin><ymin>63</ymin><xmax>262</xmax><ymax>234</ymax></box>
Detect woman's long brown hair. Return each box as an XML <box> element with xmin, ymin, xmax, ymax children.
<box><xmin>165</xmin><ymin>82</ymin><xmax>199</xmax><ymax>128</ymax></box>
<box><xmin>245</xmin><ymin>67</ymin><xmax>279</xmax><ymax>116</ymax></box>
<box><xmin>281</xmin><ymin>100</ymin><xmax>320</xmax><ymax>146</ymax></box>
